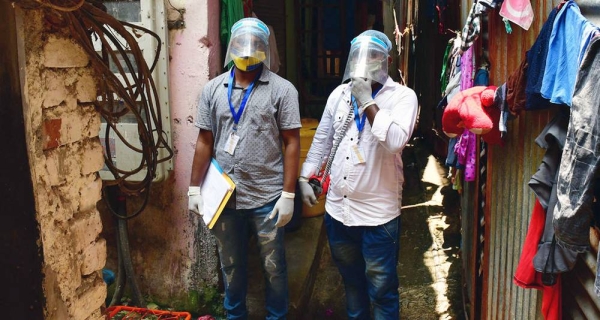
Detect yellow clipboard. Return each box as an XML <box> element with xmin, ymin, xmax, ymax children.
<box><xmin>201</xmin><ymin>158</ymin><xmax>235</xmax><ymax>229</ymax></box>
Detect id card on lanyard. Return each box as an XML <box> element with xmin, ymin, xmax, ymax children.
<box><xmin>225</xmin><ymin>67</ymin><xmax>262</xmax><ymax>155</ymax></box>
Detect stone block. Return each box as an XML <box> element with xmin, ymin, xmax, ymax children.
<box><xmin>44</xmin><ymin>149</ymin><xmax>62</xmax><ymax>186</ymax></box>
<box><xmin>43</xmin><ymin>100</ymin><xmax>100</xmax><ymax>148</ymax></box>
<box><xmin>43</xmin><ymin>71</ymin><xmax>68</xmax><ymax>108</ymax></box>
<box><xmin>69</xmin><ymin>278</ymin><xmax>106</xmax><ymax>320</ymax></box>
<box><xmin>80</xmin><ymin>239</ymin><xmax>106</xmax><ymax>276</ymax></box>
<box><xmin>75</xmin><ymin>70</ymin><xmax>98</xmax><ymax>103</ymax></box>
<box><xmin>78</xmin><ymin>175</ymin><xmax>102</xmax><ymax>213</ymax></box>
<box><xmin>81</xmin><ymin>140</ymin><xmax>105</xmax><ymax>175</ymax></box>
<box><xmin>44</xmin><ymin>36</ymin><xmax>89</xmax><ymax>68</ymax></box>
<box><xmin>70</xmin><ymin>209</ymin><xmax>103</xmax><ymax>253</ymax></box>
<box><xmin>43</xmin><ymin>146</ymin><xmax>76</xmax><ymax>186</ymax></box>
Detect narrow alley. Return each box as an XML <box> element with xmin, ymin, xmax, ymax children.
<box><xmin>242</xmin><ymin>136</ymin><xmax>465</xmax><ymax>320</ymax></box>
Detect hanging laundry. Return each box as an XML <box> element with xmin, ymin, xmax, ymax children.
<box><xmin>496</xmin><ymin>83</ymin><xmax>511</xmax><ymax>137</ymax></box>
<box><xmin>440</xmin><ymin>38</ymin><xmax>454</xmax><ymax>94</ymax></box>
<box><xmin>473</xmin><ymin>67</ymin><xmax>489</xmax><ymax>87</ymax></box>
<box><xmin>540</xmin><ymin>0</ymin><xmax>600</xmax><ymax>107</ymax></box>
<box><xmin>442</xmin><ymin>86</ymin><xmax>497</xmax><ymax>137</ymax></box>
<box><xmin>460</xmin><ymin>46</ymin><xmax>474</xmax><ymax>91</ymax></box>
<box><xmin>220</xmin><ymin>0</ymin><xmax>245</xmax><ymax>47</ymax></box>
<box><xmin>480</xmin><ymin>92</ymin><xmax>504</xmax><ymax>146</ymax></box>
<box><xmin>454</xmin><ymin>129</ymin><xmax>477</xmax><ymax>182</ymax></box>
<box><xmin>553</xmin><ymin>35</ymin><xmax>600</xmax><ymax>254</ymax></box>
<box><xmin>460</xmin><ymin>2</ymin><xmax>481</xmax><ymax>52</ymax></box>
<box><xmin>499</xmin><ymin>0</ymin><xmax>534</xmax><ymax>31</ymax></box>
<box><xmin>506</xmin><ymin>57</ymin><xmax>528</xmax><ymax>115</ymax></box>
<box><xmin>242</xmin><ymin>0</ymin><xmax>253</xmax><ymax>17</ymax></box>
<box><xmin>525</xmin><ymin>6</ymin><xmax>561</xmax><ymax>111</ymax></box>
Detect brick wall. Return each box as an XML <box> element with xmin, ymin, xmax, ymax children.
<box><xmin>18</xmin><ymin>9</ymin><xmax>106</xmax><ymax>320</ymax></box>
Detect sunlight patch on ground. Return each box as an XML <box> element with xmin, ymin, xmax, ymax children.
<box><xmin>422</xmin><ymin>155</ymin><xmax>445</xmax><ymax>205</ymax></box>
<box><xmin>402</xmin><ymin>155</ymin><xmax>446</xmax><ymax>209</ymax></box>
<box><xmin>422</xmin><ymin>214</ymin><xmax>454</xmax><ymax>319</ymax></box>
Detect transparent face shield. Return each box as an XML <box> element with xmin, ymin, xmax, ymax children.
<box><xmin>342</xmin><ymin>36</ymin><xmax>389</xmax><ymax>85</ymax></box>
<box><xmin>224</xmin><ymin>20</ymin><xmax>270</xmax><ymax>71</ymax></box>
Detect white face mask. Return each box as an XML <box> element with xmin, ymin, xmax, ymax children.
<box><xmin>349</xmin><ymin>60</ymin><xmax>385</xmax><ymax>82</ymax></box>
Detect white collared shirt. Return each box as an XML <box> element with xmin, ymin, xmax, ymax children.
<box><xmin>300</xmin><ymin>77</ymin><xmax>418</xmax><ymax>226</ymax></box>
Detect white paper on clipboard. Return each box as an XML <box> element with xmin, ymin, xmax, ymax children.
<box><xmin>201</xmin><ymin>158</ymin><xmax>235</xmax><ymax>229</ymax></box>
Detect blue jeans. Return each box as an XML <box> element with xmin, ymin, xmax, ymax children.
<box><xmin>553</xmin><ymin>35</ymin><xmax>600</xmax><ymax>253</ymax></box>
<box><xmin>325</xmin><ymin>213</ymin><xmax>401</xmax><ymax>320</ymax></box>
<box><xmin>212</xmin><ymin>199</ymin><xmax>288</xmax><ymax>320</ymax></box>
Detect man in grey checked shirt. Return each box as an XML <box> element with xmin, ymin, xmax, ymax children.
<box><xmin>188</xmin><ymin>17</ymin><xmax>301</xmax><ymax>319</ymax></box>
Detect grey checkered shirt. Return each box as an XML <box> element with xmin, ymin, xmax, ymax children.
<box><xmin>196</xmin><ymin>67</ymin><xmax>301</xmax><ymax>209</ymax></box>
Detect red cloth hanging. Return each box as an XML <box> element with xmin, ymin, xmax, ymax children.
<box><xmin>514</xmin><ymin>199</ymin><xmax>545</xmax><ymax>288</ymax></box>
<box><xmin>243</xmin><ymin>0</ymin><xmax>253</xmax><ymax>17</ymax></box>
<box><xmin>514</xmin><ymin>198</ymin><xmax>562</xmax><ymax>320</ymax></box>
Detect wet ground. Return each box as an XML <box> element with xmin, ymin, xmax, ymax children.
<box><xmin>300</xmin><ymin>137</ymin><xmax>466</xmax><ymax>320</ymax></box>
<box><xmin>239</xmin><ymin>136</ymin><xmax>465</xmax><ymax>320</ymax></box>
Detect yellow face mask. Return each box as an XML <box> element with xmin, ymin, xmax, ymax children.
<box><xmin>230</xmin><ymin>51</ymin><xmax>266</xmax><ymax>71</ymax></box>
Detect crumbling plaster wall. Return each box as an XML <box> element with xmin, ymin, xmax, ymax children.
<box><xmin>167</xmin><ymin>0</ymin><xmax>222</xmax><ymax>292</ymax></box>
<box><xmin>16</xmin><ymin>8</ymin><xmax>106</xmax><ymax>320</ymax></box>
<box><xmin>97</xmin><ymin>0</ymin><xmax>222</xmax><ymax>306</ymax></box>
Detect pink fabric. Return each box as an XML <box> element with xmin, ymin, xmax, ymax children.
<box><xmin>460</xmin><ymin>46</ymin><xmax>474</xmax><ymax>91</ymax></box>
<box><xmin>454</xmin><ymin>129</ymin><xmax>477</xmax><ymax>182</ymax></box>
<box><xmin>442</xmin><ymin>86</ymin><xmax>496</xmax><ymax>136</ymax></box>
<box><xmin>500</xmin><ymin>0</ymin><xmax>534</xmax><ymax>31</ymax></box>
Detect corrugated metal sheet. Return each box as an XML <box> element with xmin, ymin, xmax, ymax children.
<box><xmin>487</xmin><ymin>110</ymin><xmax>551</xmax><ymax>320</ymax></box>
<box><xmin>559</xmin><ymin>4</ymin><xmax>600</xmax><ymax>319</ymax></box>
<box><xmin>461</xmin><ymin>180</ymin><xmax>477</xmax><ymax>316</ymax></box>
<box><xmin>483</xmin><ymin>1</ymin><xmax>600</xmax><ymax>319</ymax></box>
<box><xmin>563</xmin><ymin>249</ymin><xmax>600</xmax><ymax>319</ymax></box>
<box><xmin>459</xmin><ymin>0</ymin><xmax>473</xmax><ymax>23</ymax></box>
<box><xmin>484</xmin><ymin>1</ymin><xmax>558</xmax><ymax>319</ymax></box>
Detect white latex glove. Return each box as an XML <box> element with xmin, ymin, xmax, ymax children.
<box><xmin>268</xmin><ymin>191</ymin><xmax>295</xmax><ymax>228</ymax></box>
<box><xmin>188</xmin><ymin>186</ymin><xmax>203</xmax><ymax>216</ymax></box>
<box><xmin>351</xmin><ymin>77</ymin><xmax>375</xmax><ymax>109</ymax></box>
<box><xmin>298</xmin><ymin>179</ymin><xmax>317</xmax><ymax>207</ymax></box>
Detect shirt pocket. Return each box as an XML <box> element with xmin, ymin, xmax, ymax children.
<box><xmin>245</xmin><ymin>123</ymin><xmax>280</xmax><ymax>164</ymax></box>
<box><xmin>332</xmin><ymin>104</ymin><xmax>351</xmax><ymax>133</ymax></box>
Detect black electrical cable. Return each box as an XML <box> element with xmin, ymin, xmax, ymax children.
<box><xmin>60</xmin><ymin>2</ymin><xmax>173</xmax><ymax>218</ymax></box>
<box><xmin>9</xmin><ymin>0</ymin><xmax>176</xmax><ymax>309</ymax></box>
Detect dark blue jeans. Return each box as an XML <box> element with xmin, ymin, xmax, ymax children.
<box><xmin>325</xmin><ymin>213</ymin><xmax>401</xmax><ymax>320</ymax></box>
<box><xmin>212</xmin><ymin>199</ymin><xmax>288</xmax><ymax>320</ymax></box>
<box><xmin>553</xmin><ymin>35</ymin><xmax>600</xmax><ymax>253</ymax></box>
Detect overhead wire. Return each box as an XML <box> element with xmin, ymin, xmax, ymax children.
<box><xmin>33</xmin><ymin>0</ymin><xmax>84</xmax><ymax>11</ymax></box>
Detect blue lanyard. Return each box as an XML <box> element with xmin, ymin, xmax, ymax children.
<box><xmin>227</xmin><ymin>67</ymin><xmax>262</xmax><ymax>130</ymax></box>
<box><xmin>352</xmin><ymin>97</ymin><xmax>367</xmax><ymax>133</ymax></box>
<box><xmin>352</xmin><ymin>86</ymin><xmax>381</xmax><ymax>133</ymax></box>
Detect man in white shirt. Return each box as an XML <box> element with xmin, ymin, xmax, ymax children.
<box><xmin>298</xmin><ymin>30</ymin><xmax>418</xmax><ymax>319</ymax></box>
